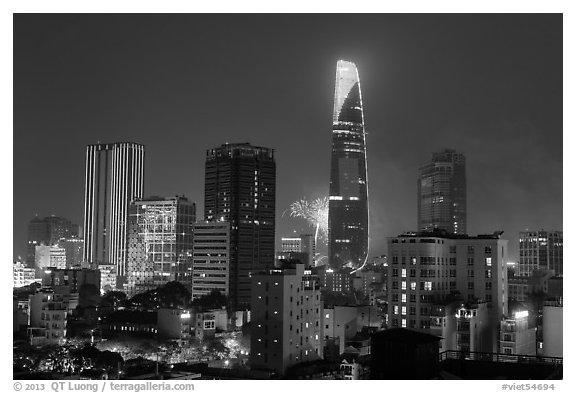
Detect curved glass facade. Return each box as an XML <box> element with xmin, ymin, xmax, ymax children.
<box><xmin>328</xmin><ymin>60</ymin><xmax>369</xmax><ymax>270</ymax></box>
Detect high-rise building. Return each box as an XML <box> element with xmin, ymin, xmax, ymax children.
<box><xmin>26</xmin><ymin>215</ymin><xmax>78</xmax><ymax>266</ymax></box>
<box><xmin>280</xmin><ymin>234</ymin><xmax>315</xmax><ymax>267</ymax></box>
<box><xmin>518</xmin><ymin>231</ymin><xmax>563</xmax><ymax>277</ymax></box>
<box><xmin>13</xmin><ymin>261</ymin><xmax>37</xmax><ymax>288</ymax></box>
<box><xmin>192</xmin><ymin>221</ymin><xmax>230</xmax><ymax>300</ymax></box>
<box><xmin>58</xmin><ymin>238</ymin><xmax>84</xmax><ymax>268</ymax></box>
<box><xmin>34</xmin><ymin>245</ymin><xmax>67</xmax><ymax>278</ymax></box>
<box><xmin>125</xmin><ymin>196</ymin><xmax>195</xmax><ymax>297</ymax></box>
<box><xmin>83</xmin><ymin>142</ymin><xmax>145</xmax><ymax>275</ymax></box>
<box><xmin>386</xmin><ymin>231</ymin><xmax>508</xmax><ymax>353</ymax></box>
<box><xmin>418</xmin><ymin>149</ymin><xmax>467</xmax><ymax>235</ymax></box>
<box><xmin>205</xmin><ymin>143</ymin><xmax>276</xmax><ymax>310</ymax></box>
<box><xmin>328</xmin><ymin>60</ymin><xmax>369</xmax><ymax>270</ymax></box>
<box><xmin>250</xmin><ymin>263</ymin><xmax>323</xmax><ymax>375</ymax></box>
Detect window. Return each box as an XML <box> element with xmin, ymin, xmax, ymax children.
<box><xmin>468</xmin><ymin>270</ymin><xmax>474</xmax><ymax>278</ymax></box>
<box><xmin>410</xmin><ymin>282</ymin><xmax>416</xmax><ymax>291</ymax></box>
<box><xmin>467</xmin><ymin>246</ymin><xmax>475</xmax><ymax>254</ymax></box>
<box><xmin>410</xmin><ymin>306</ymin><xmax>416</xmax><ymax>315</ymax></box>
<box><xmin>393</xmin><ymin>305</ymin><xmax>399</xmax><ymax>315</ymax></box>
<box><xmin>401</xmin><ymin>319</ymin><xmax>407</xmax><ymax>328</ymax></box>
<box><xmin>468</xmin><ymin>282</ymin><xmax>474</xmax><ymax>290</ymax></box>
<box><xmin>401</xmin><ymin>269</ymin><xmax>407</xmax><ymax>278</ymax></box>
<box><xmin>410</xmin><ymin>269</ymin><xmax>416</xmax><ymax>278</ymax></box>
<box><xmin>392</xmin><ymin>268</ymin><xmax>398</xmax><ymax>277</ymax></box>
<box><xmin>467</xmin><ymin>257</ymin><xmax>474</xmax><ymax>266</ymax></box>
<box><xmin>401</xmin><ymin>306</ymin><xmax>407</xmax><ymax>315</ymax></box>
<box><xmin>392</xmin><ymin>256</ymin><xmax>398</xmax><ymax>264</ymax></box>
<box><xmin>485</xmin><ymin>270</ymin><xmax>492</xmax><ymax>278</ymax></box>
<box><xmin>485</xmin><ymin>282</ymin><xmax>492</xmax><ymax>290</ymax></box>
<box><xmin>401</xmin><ymin>281</ymin><xmax>407</xmax><ymax>290</ymax></box>
<box><xmin>485</xmin><ymin>257</ymin><xmax>492</xmax><ymax>267</ymax></box>
<box><xmin>450</xmin><ymin>269</ymin><xmax>456</xmax><ymax>277</ymax></box>
<box><xmin>449</xmin><ymin>257</ymin><xmax>456</xmax><ymax>266</ymax></box>
<box><xmin>392</xmin><ymin>282</ymin><xmax>399</xmax><ymax>290</ymax></box>
<box><xmin>485</xmin><ymin>246</ymin><xmax>492</xmax><ymax>254</ymax></box>
<box><xmin>402</xmin><ymin>294</ymin><xmax>407</xmax><ymax>303</ymax></box>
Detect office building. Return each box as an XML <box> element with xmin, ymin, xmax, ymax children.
<box><xmin>34</xmin><ymin>245</ymin><xmax>67</xmax><ymax>277</ymax></box>
<box><xmin>418</xmin><ymin>149</ymin><xmax>466</xmax><ymax>235</ymax></box>
<box><xmin>192</xmin><ymin>221</ymin><xmax>230</xmax><ymax>299</ymax></box>
<box><xmin>83</xmin><ymin>142</ymin><xmax>145</xmax><ymax>275</ymax></box>
<box><xmin>386</xmin><ymin>231</ymin><xmax>508</xmax><ymax>352</ymax></box>
<box><xmin>281</xmin><ymin>235</ymin><xmax>315</xmax><ymax>267</ymax></box>
<box><xmin>125</xmin><ymin>196</ymin><xmax>195</xmax><ymax>297</ymax></box>
<box><xmin>58</xmin><ymin>237</ymin><xmax>84</xmax><ymax>268</ymax></box>
<box><xmin>313</xmin><ymin>265</ymin><xmax>353</xmax><ymax>293</ymax></box>
<box><xmin>518</xmin><ymin>231</ymin><xmax>563</xmax><ymax>277</ymax></box>
<box><xmin>26</xmin><ymin>215</ymin><xmax>78</xmax><ymax>267</ymax></box>
<box><xmin>328</xmin><ymin>60</ymin><xmax>369</xmax><ymax>270</ymax></box>
<box><xmin>250</xmin><ymin>263</ymin><xmax>323</xmax><ymax>375</ymax></box>
<box><xmin>205</xmin><ymin>143</ymin><xmax>276</xmax><ymax>309</ymax></box>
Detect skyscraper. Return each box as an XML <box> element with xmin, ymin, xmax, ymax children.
<box><xmin>83</xmin><ymin>142</ymin><xmax>145</xmax><ymax>276</ymax></box>
<box><xmin>328</xmin><ymin>60</ymin><xmax>369</xmax><ymax>270</ymax></box>
<box><xmin>125</xmin><ymin>196</ymin><xmax>195</xmax><ymax>296</ymax></box>
<box><xmin>518</xmin><ymin>230</ymin><xmax>563</xmax><ymax>276</ymax></box>
<box><xmin>418</xmin><ymin>149</ymin><xmax>466</xmax><ymax>235</ymax></box>
<box><xmin>205</xmin><ymin>143</ymin><xmax>276</xmax><ymax>310</ymax></box>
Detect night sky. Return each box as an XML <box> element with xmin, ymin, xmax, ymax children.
<box><xmin>13</xmin><ymin>14</ymin><xmax>562</xmax><ymax>262</ymax></box>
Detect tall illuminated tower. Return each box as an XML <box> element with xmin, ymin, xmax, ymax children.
<box><xmin>83</xmin><ymin>142</ymin><xmax>145</xmax><ymax>278</ymax></box>
<box><xmin>418</xmin><ymin>149</ymin><xmax>466</xmax><ymax>235</ymax></box>
<box><xmin>328</xmin><ymin>60</ymin><xmax>369</xmax><ymax>270</ymax></box>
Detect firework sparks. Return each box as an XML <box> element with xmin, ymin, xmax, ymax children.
<box><xmin>285</xmin><ymin>197</ymin><xmax>329</xmax><ymax>245</ymax></box>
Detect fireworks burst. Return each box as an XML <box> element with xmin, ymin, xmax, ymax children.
<box><xmin>285</xmin><ymin>196</ymin><xmax>329</xmax><ymax>245</ymax></box>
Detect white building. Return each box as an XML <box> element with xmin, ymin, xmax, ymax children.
<box><xmin>192</xmin><ymin>221</ymin><xmax>230</xmax><ymax>299</ymax></box>
<box><xmin>250</xmin><ymin>263</ymin><xmax>323</xmax><ymax>375</ymax></box>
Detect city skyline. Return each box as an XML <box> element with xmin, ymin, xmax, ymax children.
<box><xmin>13</xmin><ymin>14</ymin><xmax>562</xmax><ymax>262</ymax></box>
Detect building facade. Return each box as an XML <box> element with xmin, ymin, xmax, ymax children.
<box><xmin>250</xmin><ymin>263</ymin><xmax>323</xmax><ymax>375</ymax></box>
<box><xmin>386</xmin><ymin>231</ymin><xmax>508</xmax><ymax>352</ymax></box>
<box><xmin>328</xmin><ymin>60</ymin><xmax>369</xmax><ymax>270</ymax></box>
<box><xmin>500</xmin><ymin>310</ymin><xmax>536</xmax><ymax>356</ymax></box>
<box><xmin>192</xmin><ymin>221</ymin><xmax>230</xmax><ymax>299</ymax></box>
<box><xmin>125</xmin><ymin>196</ymin><xmax>195</xmax><ymax>297</ymax></box>
<box><xmin>204</xmin><ymin>143</ymin><xmax>276</xmax><ymax>310</ymax></box>
<box><xmin>418</xmin><ymin>149</ymin><xmax>466</xmax><ymax>235</ymax></box>
<box><xmin>27</xmin><ymin>215</ymin><xmax>78</xmax><ymax>267</ymax></box>
<box><xmin>83</xmin><ymin>142</ymin><xmax>145</xmax><ymax>275</ymax></box>
<box><xmin>518</xmin><ymin>231</ymin><xmax>563</xmax><ymax>277</ymax></box>
<box><xmin>34</xmin><ymin>245</ymin><xmax>67</xmax><ymax>278</ymax></box>
<box><xmin>13</xmin><ymin>261</ymin><xmax>37</xmax><ymax>288</ymax></box>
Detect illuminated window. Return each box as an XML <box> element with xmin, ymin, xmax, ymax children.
<box><xmin>401</xmin><ymin>269</ymin><xmax>407</xmax><ymax>278</ymax></box>
<box><xmin>410</xmin><ymin>282</ymin><xmax>416</xmax><ymax>291</ymax></box>
<box><xmin>393</xmin><ymin>306</ymin><xmax>399</xmax><ymax>315</ymax></box>
<box><xmin>402</xmin><ymin>294</ymin><xmax>407</xmax><ymax>303</ymax></box>
<box><xmin>401</xmin><ymin>306</ymin><xmax>407</xmax><ymax>315</ymax></box>
<box><xmin>402</xmin><ymin>281</ymin><xmax>407</xmax><ymax>290</ymax></box>
<box><xmin>485</xmin><ymin>258</ymin><xmax>492</xmax><ymax>267</ymax></box>
<box><xmin>401</xmin><ymin>319</ymin><xmax>407</xmax><ymax>328</ymax></box>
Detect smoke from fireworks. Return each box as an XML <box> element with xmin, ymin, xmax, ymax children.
<box><xmin>285</xmin><ymin>197</ymin><xmax>329</xmax><ymax>245</ymax></box>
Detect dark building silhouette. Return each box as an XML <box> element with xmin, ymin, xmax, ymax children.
<box><xmin>83</xmin><ymin>142</ymin><xmax>145</xmax><ymax>275</ymax></box>
<box><xmin>418</xmin><ymin>149</ymin><xmax>466</xmax><ymax>235</ymax></box>
<box><xmin>204</xmin><ymin>143</ymin><xmax>276</xmax><ymax>310</ymax></box>
<box><xmin>26</xmin><ymin>215</ymin><xmax>78</xmax><ymax>267</ymax></box>
<box><xmin>328</xmin><ymin>60</ymin><xmax>369</xmax><ymax>270</ymax></box>
<box><xmin>371</xmin><ymin>328</ymin><xmax>441</xmax><ymax>379</ymax></box>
